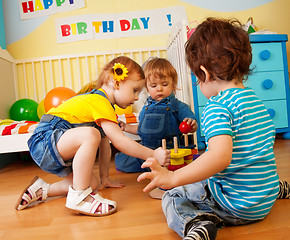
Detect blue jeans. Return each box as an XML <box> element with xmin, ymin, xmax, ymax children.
<box><xmin>115</xmin><ymin>152</ymin><xmax>150</xmax><ymax>173</ymax></box>
<box><xmin>162</xmin><ymin>180</ymin><xmax>258</xmax><ymax>238</ymax></box>
<box><xmin>28</xmin><ymin>115</ymin><xmax>100</xmax><ymax>177</ymax></box>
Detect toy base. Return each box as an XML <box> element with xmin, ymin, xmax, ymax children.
<box><xmin>168</xmin><ymin>163</ymin><xmax>187</xmax><ymax>171</ymax></box>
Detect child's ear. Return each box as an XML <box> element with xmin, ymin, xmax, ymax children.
<box><xmin>200</xmin><ymin>65</ymin><xmax>210</xmax><ymax>81</ymax></box>
<box><xmin>114</xmin><ymin>80</ymin><xmax>120</xmax><ymax>89</ymax></box>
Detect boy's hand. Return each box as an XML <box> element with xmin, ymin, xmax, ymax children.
<box><xmin>153</xmin><ymin>147</ymin><xmax>171</xmax><ymax>167</ymax></box>
<box><xmin>137</xmin><ymin>158</ymin><xmax>174</xmax><ymax>192</ymax></box>
<box><xmin>183</xmin><ymin>118</ymin><xmax>198</xmax><ymax>133</ymax></box>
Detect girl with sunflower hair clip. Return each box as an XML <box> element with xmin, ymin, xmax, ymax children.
<box><xmin>15</xmin><ymin>56</ymin><xmax>171</xmax><ymax>217</ymax></box>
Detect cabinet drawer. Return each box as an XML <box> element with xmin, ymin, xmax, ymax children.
<box><xmin>264</xmin><ymin>100</ymin><xmax>289</xmax><ymax>129</ymax></box>
<box><xmin>251</xmin><ymin>42</ymin><xmax>284</xmax><ymax>72</ymax></box>
<box><xmin>246</xmin><ymin>71</ymin><xmax>286</xmax><ymax>101</ymax></box>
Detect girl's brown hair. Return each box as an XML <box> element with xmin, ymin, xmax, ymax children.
<box><xmin>185</xmin><ymin>17</ymin><xmax>252</xmax><ymax>84</ymax></box>
<box><xmin>143</xmin><ymin>58</ymin><xmax>178</xmax><ymax>90</ymax></box>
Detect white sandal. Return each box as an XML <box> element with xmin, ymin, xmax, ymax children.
<box><xmin>15</xmin><ymin>176</ymin><xmax>50</xmax><ymax>210</ymax></box>
<box><xmin>65</xmin><ymin>186</ymin><xmax>117</xmax><ymax>216</ymax></box>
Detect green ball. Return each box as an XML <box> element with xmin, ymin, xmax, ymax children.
<box><xmin>9</xmin><ymin>99</ymin><xmax>40</xmax><ymax>121</ymax></box>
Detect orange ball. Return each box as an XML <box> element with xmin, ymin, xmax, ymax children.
<box><xmin>44</xmin><ymin>87</ymin><xmax>76</xmax><ymax>112</ymax></box>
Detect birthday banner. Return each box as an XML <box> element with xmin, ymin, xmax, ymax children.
<box><xmin>19</xmin><ymin>0</ymin><xmax>85</xmax><ymax>20</ymax></box>
<box><xmin>55</xmin><ymin>6</ymin><xmax>188</xmax><ymax>43</ymax></box>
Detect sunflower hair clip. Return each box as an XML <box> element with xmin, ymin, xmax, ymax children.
<box><xmin>112</xmin><ymin>63</ymin><xmax>128</xmax><ymax>85</ymax></box>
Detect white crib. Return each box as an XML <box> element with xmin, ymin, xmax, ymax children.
<box><xmin>0</xmin><ymin>21</ymin><xmax>197</xmax><ymax>154</ymax></box>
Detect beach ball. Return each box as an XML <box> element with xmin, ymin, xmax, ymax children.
<box><xmin>9</xmin><ymin>98</ymin><xmax>39</xmax><ymax>121</ymax></box>
<box><xmin>37</xmin><ymin>99</ymin><xmax>46</xmax><ymax>119</ymax></box>
<box><xmin>44</xmin><ymin>87</ymin><xmax>76</xmax><ymax>112</ymax></box>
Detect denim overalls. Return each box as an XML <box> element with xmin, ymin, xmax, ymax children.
<box><xmin>138</xmin><ymin>94</ymin><xmax>182</xmax><ymax>149</ymax></box>
<box><xmin>28</xmin><ymin>89</ymin><xmax>108</xmax><ymax>177</ymax></box>
<box><xmin>115</xmin><ymin>94</ymin><xmax>196</xmax><ymax>172</ymax></box>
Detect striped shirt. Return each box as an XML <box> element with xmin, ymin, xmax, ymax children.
<box><xmin>202</xmin><ymin>87</ymin><xmax>279</xmax><ymax>220</ymax></box>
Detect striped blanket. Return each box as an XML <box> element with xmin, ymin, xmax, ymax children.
<box><xmin>0</xmin><ymin>113</ymin><xmax>138</xmax><ymax>136</ymax></box>
<box><xmin>0</xmin><ymin>119</ymin><xmax>38</xmax><ymax>136</ymax></box>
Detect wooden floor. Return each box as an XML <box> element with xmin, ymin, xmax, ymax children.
<box><xmin>0</xmin><ymin>137</ymin><xmax>289</xmax><ymax>240</ymax></box>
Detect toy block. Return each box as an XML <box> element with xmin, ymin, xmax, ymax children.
<box><xmin>170</xmin><ymin>148</ymin><xmax>192</xmax><ymax>165</ymax></box>
<box><xmin>163</xmin><ymin>137</ymin><xmax>198</xmax><ymax>171</ymax></box>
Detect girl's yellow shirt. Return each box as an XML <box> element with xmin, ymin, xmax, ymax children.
<box><xmin>47</xmin><ymin>89</ymin><xmax>117</xmax><ymax>126</ymax></box>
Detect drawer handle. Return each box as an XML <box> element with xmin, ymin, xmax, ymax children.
<box><xmin>262</xmin><ymin>79</ymin><xmax>273</xmax><ymax>89</ymax></box>
<box><xmin>260</xmin><ymin>50</ymin><xmax>271</xmax><ymax>60</ymax></box>
<box><xmin>267</xmin><ymin>108</ymin><xmax>276</xmax><ymax>119</ymax></box>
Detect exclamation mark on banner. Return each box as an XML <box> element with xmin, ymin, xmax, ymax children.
<box><xmin>167</xmin><ymin>14</ymin><xmax>172</xmax><ymax>26</ymax></box>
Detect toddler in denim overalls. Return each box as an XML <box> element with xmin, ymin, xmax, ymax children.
<box><xmin>115</xmin><ymin>58</ymin><xmax>197</xmax><ymax>173</ymax></box>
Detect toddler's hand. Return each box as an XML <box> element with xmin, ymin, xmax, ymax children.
<box><xmin>118</xmin><ymin>120</ymin><xmax>126</xmax><ymax>131</ymax></box>
<box><xmin>137</xmin><ymin>158</ymin><xmax>174</xmax><ymax>192</ymax></box>
<box><xmin>183</xmin><ymin>118</ymin><xmax>198</xmax><ymax>133</ymax></box>
<box><xmin>153</xmin><ymin>147</ymin><xmax>171</xmax><ymax>167</ymax></box>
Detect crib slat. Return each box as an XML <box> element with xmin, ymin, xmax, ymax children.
<box><xmin>58</xmin><ymin>59</ymin><xmax>63</xmax><ymax>87</ymax></box>
<box><xmin>40</xmin><ymin>61</ymin><xmax>46</xmax><ymax>98</ymax></box>
<box><xmin>49</xmin><ymin>60</ymin><xmax>54</xmax><ymax>90</ymax></box>
<box><xmin>67</xmin><ymin>58</ymin><xmax>72</xmax><ymax>89</ymax></box>
<box><xmin>31</xmin><ymin>61</ymin><xmax>38</xmax><ymax>102</ymax></box>
<box><xmin>85</xmin><ymin>56</ymin><xmax>90</xmax><ymax>84</ymax></box>
<box><xmin>94</xmin><ymin>55</ymin><xmax>98</xmax><ymax>80</ymax></box>
<box><xmin>76</xmin><ymin>57</ymin><xmax>81</xmax><ymax>91</ymax></box>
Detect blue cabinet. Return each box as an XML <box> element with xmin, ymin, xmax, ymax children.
<box><xmin>191</xmin><ymin>34</ymin><xmax>290</xmax><ymax>150</ymax></box>
<box><xmin>0</xmin><ymin>0</ymin><xmax>6</xmax><ymax>50</ymax></box>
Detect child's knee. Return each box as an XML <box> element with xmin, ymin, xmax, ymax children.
<box><xmin>84</xmin><ymin>127</ymin><xmax>102</xmax><ymax>145</ymax></box>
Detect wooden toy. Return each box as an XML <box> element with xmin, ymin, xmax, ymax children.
<box><xmin>170</xmin><ymin>137</ymin><xmax>191</xmax><ymax>165</ymax></box>
<box><xmin>149</xmin><ymin>135</ymin><xmax>199</xmax><ymax>199</ymax></box>
<box><xmin>179</xmin><ymin>122</ymin><xmax>192</xmax><ymax>148</ymax></box>
<box><xmin>165</xmin><ymin>137</ymin><xmax>193</xmax><ymax>171</ymax></box>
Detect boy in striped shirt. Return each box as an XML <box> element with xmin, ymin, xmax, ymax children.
<box><xmin>137</xmin><ymin>18</ymin><xmax>289</xmax><ymax>239</ymax></box>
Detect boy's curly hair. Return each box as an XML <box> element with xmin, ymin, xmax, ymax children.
<box><xmin>185</xmin><ymin>17</ymin><xmax>252</xmax><ymax>84</ymax></box>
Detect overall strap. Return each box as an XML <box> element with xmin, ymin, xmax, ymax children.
<box><xmin>90</xmin><ymin>89</ymin><xmax>107</xmax><ymax>99</ymax></box>
<box><xmin>90</xmin><ymin>89</ymin><xmax>115</xmax><ymax>109</ymax></box>
<box><xmin>169</xmin><ymin>96</ymin><xmax>179</xmax><ymax>112</ymax></box>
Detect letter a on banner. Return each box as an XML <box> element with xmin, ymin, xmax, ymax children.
<box><xmin>19</xmin><ymin>0</ymin><xmax>86</xmax><ymax>20</ymax></box>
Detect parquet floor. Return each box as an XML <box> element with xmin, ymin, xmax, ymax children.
<box><xmin>0</xmin><ymin>137</ymin><xmax>289</xmax><ymax>240</ymax></box>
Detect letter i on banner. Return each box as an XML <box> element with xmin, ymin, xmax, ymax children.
<box><xmin>56</xmin><ymin>16</ymin><xmax>94</xmax><ymax>43</ymax></box>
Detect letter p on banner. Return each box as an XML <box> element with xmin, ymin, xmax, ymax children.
<box><xmin>19</xmin><ymin>0</ymin><xmax>86</xmax><ymax>20</ymax></box>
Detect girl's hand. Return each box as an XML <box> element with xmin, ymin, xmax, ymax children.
<box><xmin>183</xmin><ymin>118</ymin><xmax>198</xmax><ymax>133</ymax></box>
<box><xmin>137</xmin><ymin>158</ymin><xmax>174</xmax><ymax>192</ymax></box>
<box><xmin>153</xmin><ymin>147</ymin><xmax>171</xmax><ymax>167</ymax></box>
<box><xmin>98</xmin><ymin>177</ymin><xmax>125</xmax><ymax>191</ymax></box>
<box><xmin>118</xmin><ymin>120</ymin><xmax>126</xmax><ymax>131</ymax></box>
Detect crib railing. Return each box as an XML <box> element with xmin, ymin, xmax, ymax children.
<box><xmin>167</xmin><ymin>21</ymin><xmax>198</xmax><ymax>149</ymax></box>
<box><xmin>167</xmin><ymin>20</ymin><xmax>194</xmax><ymax>109</ymax></box>
<box><xmin>13</xmin><ymin>48</ymin><xmax>167</xmax><ymax>102</ymax></box>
